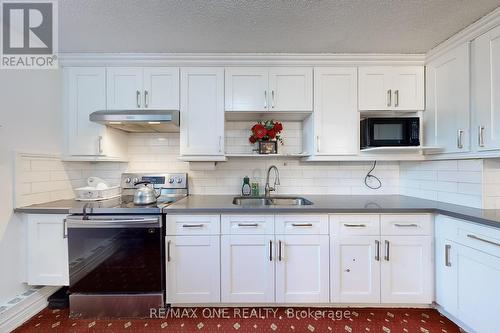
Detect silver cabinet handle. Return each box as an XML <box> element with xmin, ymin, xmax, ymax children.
<box><xmin>394</xmin><ymin>90</ymin><xmax>399</xmax><ymax>107</ymax></box>
<box><xmin>144</xmin><ymin>90</ymin><xmax>149</xmax><ymax>108</ymax></box>
<box><xmin>344</xmin><ymin>224</ymin><xmax>367</xmax><ymax>228</ymax></box>
<box><xmin>218</xmin><ymin>136</ymin><xmax>222</xmax><ymax>153</ymax></box>
<box><xmin>467</xmin><ymin>234</ymin><xmax>500</xmax><ymax>247</ymax></box>
<box><xmin>316</xmin><ymin>136</ymin><xmax>320</xmax><ymax>153</ymax></box>
<box><xmin>278</xmin><ymin>240</ymin><xmax>283</xmax><ymax>261</ymax></box>
<box><xmin>182</xmin><ymin>224</ymin><xmax>204</xmax><ymax>228</ymax></box>
<box><xmin>457</xmin><ymin>129</ymin><xmax>464</xmax><ymax>149</ymax></box>
<box><xmin>63</xmin><ymin>219</ymin><xmax>68</xmax><ymax>239</ymax></box>
<box><xmin>98</xmin><ymin>136</ymin><xmax>103</xmax><ymax>154</ymax></box>
<box><xmin>291</xmin><ymin>223</ymin><xmax>313</xmax><ymax>227</ymax></box>
<box><xmin>237</xmin><ymin>223</ymin><xmax>259</xmax><ymax>227</ymax></box>
<box><xmin>478</xmin><ymin>126</ymin><xmax>485</xmax><ymax>147</ymax></box>
<box><xmin>394</xmin><ymin>223</ymin><xmax>419</xmax><ymax>227</ymax></box>
<box><xmin>136</xmin><ymin>90</ymin><xmax>141</xmax><ymax>108</ymax></box>
<box><xmin>375</xmin><ymin>239</ymin><xmax>380</xmax><ymax>261</ymax></box>
<box><xmin>387</xmin><ymin>89</ymin><xmax>392</xmax><ymax>107</ymax></box>
<box><xmin>384</xmin><ymin>240</ymin><xmax>390</xmax><ymax>261</ymax></box>
<box><xmin>271</xmin><ymin>90</ymin><xmax>275</xmax><ymax>109</ymax></box>
<box><xmin>167</xmin><ymin>240</ymin><xmax>171</xmax><ymax>262</ymax></box>
<box><xmin>264</xmin><ymin>91</ymin><xmax>268</xmax><ymax>109</ymax></box>
<box><xmin>269</xmin><ymin>240</ymin><xmax>273</xmax><ymax>261</ymax></box>
<box><xmin>445</xmin><ymin>244</ymin><xmax>451</xmax><ymax>267</ymax></box>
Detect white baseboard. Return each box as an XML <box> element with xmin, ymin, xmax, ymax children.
<box><xmin>0</xmin><ymin>286</ymin><xmax>59</xmax><ymax>333</ymax></box>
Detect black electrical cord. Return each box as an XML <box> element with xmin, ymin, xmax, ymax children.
<box><xmin>364</xmin><ymin>161</ymin><xmax>382</xmax><ymax>190</ymax></box>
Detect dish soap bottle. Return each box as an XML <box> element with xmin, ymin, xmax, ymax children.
<box><xmin>241</xmin><ymin>176</ymin><xmax>251</xmax><ymax>196</ymax></box>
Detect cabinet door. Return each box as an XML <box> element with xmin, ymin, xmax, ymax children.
<box><xmin>269</xmin><ymin>67</ymin><xmax>313</xmax><ymax>111</ymax></box>
<box><xmin>225</xmin><ymin>68</ymin><xmax>269</xmax><ymax>111</ymax></box>
<box><xmin>64</xmin><ymin>67</ymin><xmax>106</xmax><ymax>156</ymax></box>
<box><xmin>381</xmin><ymin>236</ymin><xmax>433</xmax><ymax>304</ymax></box>
<box><xmin>435</xmin><ymin>237</ymin><xmax>458</xmax><ymax>315</ymax></box>
<box><xmin>425</xmin><ymin>43</ymin><xmax>470</xmax><ymax>153</ymax></box>
<box><xmin>26</xmin><ymin>214</ymin><xmax>69</xmax><ymax>286</ymax></box>
<box><xmin>221</xmin><ymin>235</ymin><xmax>275</xmax><ymax>303</ymax></box>
<box><xmin>166</xmin><ymin>236</ymin><xmax>220</xmax><ymax>303</ymax></box>
<box><xmin>391</xmin><ymin>66</ymin><xmax>424</xmax><ymax>110</ymax></box>
<box><xmin>276</xmin><ymin>235</ymin><xmax>329</xmax><ymax>303</ymax></box>
<box><xmin>143</xmin><ymin>67</ymin><xmax>180</xmax><ymax>109</ymax></box>
<box><xmin>180</xmin><ymin>67</ymin><xmax>225</xmax><ymax>156</ymax></box>
<box><xmin>313</xmin><ymin>67</ymin><xmax>358</xmax><ymax>155</ymax></box>
<box><xmin>454</xmin><ymin>242</ymin><xmax>500</xmax><ymax>333</ymax></box>
<box><xmin>358</xmin><ymin>67</ymin><xmax>392</xmax><ymax>110</ymax></box>
<box><xmin>473</xmin><ymin>25</ymin><xmax>500</xmax><ymax>151</ymax></box>
<box><xmin>106</xmin><ymin>67</ymin><xmax>143</xmax><ymax>109</ymax></box>
<box><xmin>331</xmin><ymin>236</ymin><xmax>380</xmax><ymax>303</ymax></box>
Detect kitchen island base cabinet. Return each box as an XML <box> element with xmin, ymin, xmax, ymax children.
<box><xmin>275</xmin><ymin>235</ymin><xmax>329</xmax><ymax>303</ymax></box>
<box><xmin>331</xmin><ymin>236</ymin><xmax>381</xmax><ymax>303</ymax></box>
<box><xmin>26</xmin><ymin>214</ymin><xmax>69</xmax><ymax>286</ymax></box>
<box><xmin>166</xmin><ymin>236</ymin><xmax>220</xmax><ymax>304</ymax></box>
<box><xmin>220</xmin><ymin>235</ymin><xmax>275</xmax><ymax>303</ymax></box>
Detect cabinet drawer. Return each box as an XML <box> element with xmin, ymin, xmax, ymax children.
<box><xmin>275</xmin><ymin>215</ymin><xmax>328</xmax><ymax>235</ymax></box>
<box><xmin>456</xmin><ymin>222</ymin><xmax>500</xmax><ymax>258</ymax></box>
<box><xmin>221</xmin><ymin>215</ymin><xmax>274</xmax><ymax>235</ymax></box>
<box><xmin>330</xmin><ymin>215</ymin><xmax>380</xmax><ymax>236</ymax></box>
<box><xmin>381</xmin><ymin>214</ymin><xmax>433</xmax><ymax>236</ymax></box>
<box><xmin>165</xmin><ymin>215</ymin><xmax>220</xmax><ymax>235</ymax></box>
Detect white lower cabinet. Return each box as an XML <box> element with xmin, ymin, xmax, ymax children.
<box><xmin>166</xmin><ymin>235</ymin><xmax>220</xmax><ymax>304</ymax></box>
<box><xmin>275</xmin><ymin>235</ymin><xmax>329</xmax><ymax>303</ymax></box>
<box><xmin>330</xmin><ymin>214</ymin><xmax>433</xmax><ymax>305</ymax></box>
<box><xmin>435</xmin><ymin>215</ymin><xmax>500</xmax><ymax>333</ymax></box>
<box><xmin>331</xmin><ymin>236</ymin><xmax>380</xmax><ymax>303</ymax></box>
<box><xmin>26</xmin><ymin>214</ymin><xmax>69</xmax><ymax>286</ymax></box>
<box><xmin>380</xmin><ymin>236</ymin><xmax>433</xmax><ymax>303</ymax></box>
<box><xmin>221</xmin><ymin>234</ymin><xmax>275</xmax><ymax>303</ymax></box>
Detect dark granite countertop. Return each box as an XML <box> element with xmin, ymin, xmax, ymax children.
<box><xmin>15</xmin><ymin>195</ymin><xmax>500</xmax><ymax>229</ymax></box>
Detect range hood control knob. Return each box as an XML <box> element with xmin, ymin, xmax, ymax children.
<box><xmin>176</xmin><ymin>178</ymin><xmax>183</xmax><ymax>183</ymax></box>
<box><xmin>124</xmin><ymin>177</ymin><xmax>132</xmax><ymax>184</ymax></box>
<box><xmin>133</xmin><ymin>177</ymin><xmax>139</xmax><ymax>184</ymax></box>
<box><xmin>168</xmin><ymin>178</ymin><xmax>175</xmax><ymax>184</ymax></box>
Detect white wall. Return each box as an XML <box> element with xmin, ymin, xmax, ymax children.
<box><xmin>399</xmin><ymin>159</ymin><xmax>484</xmax><ymax>208</ymax></box>
<box><xmin>0</xmin><ymin>70</ymin><xmax>62</xmax><ymax>304</ymax></box>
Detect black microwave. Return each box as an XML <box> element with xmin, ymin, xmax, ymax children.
<box><xmin>360</xmin><ymin>117</ymin><xmax>420</xmax><ymax>149</ymax></box>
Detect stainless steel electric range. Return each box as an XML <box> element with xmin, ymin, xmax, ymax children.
<box><xmin>66</xmin><ymin>173</ymin><xmax>188</xmax><ymax>319</ymax></box>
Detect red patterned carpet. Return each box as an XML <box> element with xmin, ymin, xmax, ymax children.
<box><xmin>13</xmin><ymin>307</ymin><xmax>461</xmax><ymax>333</ymax></box>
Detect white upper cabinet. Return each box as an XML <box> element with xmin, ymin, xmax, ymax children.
<box><xmin>63</xmin><ymin>67</ymin><xmax>127</xmax><ymax>160</ymax></box>
<box><xmin>473</xmin><ymin>25</ymin><xmax>500</xmax><ymax>151</ymax></box>
<box><xmin>358</xmin><ymin>66</ymin><xmax>424</xmax><ymax>111</ymax></box>
<box><xmin>312</xmin><ymin>67</ymin><xmax>358</xmax><ymax>155</ymax></box>
<box><xmin>425</xmin><ymin>43</ymin><xmax>470</xmax><ymax>153</ymax></box>
<box><xmin>225</xmin><ymin>67</ymin><xmax>313</xmax><ymax>112</ymax></box>
<box><xmin>268</xmin><ymin>68</ymin><xmax>313</xmax><ymax>111</ymax></box>
<box><xmin>107</xmin><ymin>67</ymin><xmax>179</xmax><ymax>110</ymax></box>
<box><xmin>143</xmin><ymin>68</ymin><xmax>180</xmax><ymax>109</ymax></box>
<box><xmin>180</xmin><ymin>67</ymin><xmax>225</xmax><ymax>156</ymax></box>
<box><xmin>225</xmin><ymin>68</ymin><xmax>269</xmax><ymax>111</ymax></box>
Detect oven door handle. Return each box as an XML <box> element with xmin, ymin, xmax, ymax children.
<box><xmin>66</xmin><ymin>217</ymin><xmax>161</xmax><ymax>228</ymax></box>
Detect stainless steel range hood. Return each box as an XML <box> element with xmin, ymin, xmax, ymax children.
<box><xmin>89</xmin><ymin>110</ymin><xmax>180</xmax><ymax>133</ymax></box>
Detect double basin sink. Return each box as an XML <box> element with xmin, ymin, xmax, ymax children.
<box><xmin>232</xmin><ymin>196</ymin><xmax>313</xmax><ymax>206</ymax></box>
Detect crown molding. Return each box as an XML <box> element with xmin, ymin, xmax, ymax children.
<box><xmin>426</xmin><ymin>6</ymin><xmax>500</xmax><ymax>63</ymax></box>
<box><xmin>59</xmin><ymin>52</ymin><xmax>425</xmax><ymax>67</ymax></box>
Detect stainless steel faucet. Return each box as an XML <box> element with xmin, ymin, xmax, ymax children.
<box><xmin>265</xmin><ymin>165</ymin><xmax>280</xmax><ymax>197</ymax></box>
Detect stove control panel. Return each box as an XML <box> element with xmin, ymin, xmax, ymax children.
<box><xmin>121</xmin><ymin>173</ymin><xmax>188</xmax><ymax>189</ymax></box>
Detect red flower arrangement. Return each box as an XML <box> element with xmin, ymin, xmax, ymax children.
<box><xmin>249</xmin><ymin>120</ymin><xmax>284</xmax><ymax>144</ymax></box>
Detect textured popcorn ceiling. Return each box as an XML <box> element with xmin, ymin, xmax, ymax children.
<box><xmin>60</xmin><ymin>0</ymin><xmax>500</xmax><ymax>53</ymax></box>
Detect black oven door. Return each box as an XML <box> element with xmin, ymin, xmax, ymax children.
<box><xmin>366</xmin><ymin>118</ymin><xmax>419</xmax><ymax>147</ymax></box>
<box><xmin>66</xmin><ymin>215</ymin><xmax>164</xmax><ymax>294</ymax></box>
